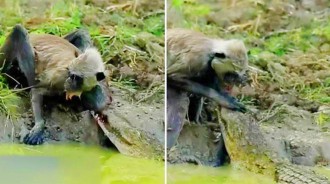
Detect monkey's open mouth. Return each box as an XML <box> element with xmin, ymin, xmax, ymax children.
<box><xmin>224</xmin><ymin>84</ymin><xmax>233</xmax><ymax>93</ymax></box>
<box><xmin>65</xmin><ymin>91</ymin><xmax>82</xmax><ymax>100</ymax></box>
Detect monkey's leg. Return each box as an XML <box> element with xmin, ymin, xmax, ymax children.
<box><xmin>23</xmin><ymin>89</ymin><xmax>45</xmax><ymax>145</ymax></box>
<box><xmin>81</xmin><ymin>85</ymin><xmax>111</xmax><ymax>113</ymax></box>
<box><xmin>168</xmin><ymin>77</ymin><xmax>246</xmax><ymax>113</ymax></box>
<box><xmin>167</xmin><ymin>87</ymin><xmax>189</xmax><ymax>149</ymax></box>
<box><xmin>64</xmin><ymin>29</ymin><xmax>92</xmax><ymax>52</ymax></box>
<box><xmin>0</xmin><ymin>24</ymin><xmax>35</xmax><ymax>87</ymax></box>
<box><xmin>188</xmin><ymin>95</ymin><xmax>203</xmax><ymax>124</ymax></box>
<box><xmin>0</xmin><ymin>25</ymin><xmax>43</xmax><ymax>145</ymax></box>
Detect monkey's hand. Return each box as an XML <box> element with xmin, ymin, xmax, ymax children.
<box><xmin>227</xmin><ymin>99</ymin><xmax>247</xmax><ymax>113</ymax></box>
<box><xmin>23</xmin><ymin>120</ymin><xmax>45</xmax><ymax>145</ymax></box>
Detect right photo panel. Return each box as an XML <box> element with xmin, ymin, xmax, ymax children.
<box><xmin>166</xmin><ymin>0</ymin><xmax>330</xmax><ymax>183</ymax></box>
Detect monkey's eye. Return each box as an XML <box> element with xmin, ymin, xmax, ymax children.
<box><xmin>96</xmin><ymin>72</ymin><xmax>105</xmax><ymax>81</ymax></box>
<box><xmin>214</xmin><ymin>52</ymin><xmax>226</xmax><ymax>59</ymax></box>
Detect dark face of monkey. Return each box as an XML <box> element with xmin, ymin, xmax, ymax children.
<box><xmin>64</xmin><ymin>48</ymin><xmax>106</xmax><ymax>100</ymax></box>
<box><xmin>64</xmin><ymin>71</ymin><xmax>105</xmax><ymax>99</ymax></box>
<box><xmin>210</xmin><ymin>39</ymin><xmax>249</xmax><ymax>92</ymax></box>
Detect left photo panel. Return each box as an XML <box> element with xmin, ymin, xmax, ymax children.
<box><xmin>0</xmin><ymin>0</ymin><xmax>165</xmax><ymax>184</ymax></box>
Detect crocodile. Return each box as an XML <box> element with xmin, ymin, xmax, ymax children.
<box><xmin>219</xmin><ymin>108</ymin><xmax>330</xmax><ymax>184</ymax></box>
<box><xmin>95</xmin><ymin>88</ymin><xmax>165</xmax><ymax>160</ymax></box>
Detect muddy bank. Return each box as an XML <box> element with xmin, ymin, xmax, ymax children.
<box><xmin>167</xmin><ymin>92</ymin><xmax>330</xmax><ymax>182</ymax></box>
<box><xmin>0</xmin><ymin>87</ymin><xmax>164</xmax><ymax>160</ymax></box>
<box><xmin>167</xmin><ymin>96</ymin><xmax>330</xmax><ymax>183</ymax></box>
<box><xmin>167</xmin><ymin>91</ymin><xmax>330</xmax><ymax>164</ymax></box>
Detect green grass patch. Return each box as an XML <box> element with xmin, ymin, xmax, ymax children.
<box><xmin>316</xmin><ymin>112</ymin><xmax>330</xmax><ymax>126</ymax></box>
<box><xmin>144</xmin><ymin>15</ymin><xmax>165</xmax><ymax>37</ymax></box>
<box><xmin>0</xmin><ymin>75</ymin><xmax>21</xmax><ymax>118</ymax></box>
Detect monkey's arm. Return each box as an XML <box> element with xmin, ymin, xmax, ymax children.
<box><xmin>64</xmin><ymin>29</ymin><xmax>92</xmax><ymax>52</ymax></box>
<box><xmin>23</xmin><ymin>89</ymin><xmax>45</xmax><ymax>145</ymax></box>
<box><xmin>168</xmin><ymin>77</ymin><xmax>247</xmax><ymax>113</ymax></box>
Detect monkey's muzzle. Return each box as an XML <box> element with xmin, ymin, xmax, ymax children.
<box><xmin>65</xmin><ymin>91</ymin><xmax>83</xmax><ymax>100</ymax></box>
<box><xmin>212</xmin><ymin>60</ymin><xmax>248</xmax><ymax>94</ymax></box>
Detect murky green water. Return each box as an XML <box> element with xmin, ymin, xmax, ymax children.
<box><xmin>168</xmin><ymin>163</ymin><xmax>330</xmax><ymax>184</ymax></box>
<box><xmin>1</xmin><ymin>144</ymin><xmax>329</xmax><ymax>184</ymax></box>
<box><xmin>168</xmin><ymin>163</ymin><xmax>276</xmax><ymax>184</ymax></box>
<box><xmin>0</xmin><ymin>144</ymin><xmax>164</xmax><ymax>184</ymax></box>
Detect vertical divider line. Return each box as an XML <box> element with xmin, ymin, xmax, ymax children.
<box><xmin>164</xmin><ymin>0</ymin><xmax>168</xmax><ymax>183</ymax></box>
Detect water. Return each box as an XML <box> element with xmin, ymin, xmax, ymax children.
<box><xmin>168</xmin><ymin>163</ymin><xmax>330</xmax><ymax>184</ymax></box>
<box><xmin>1</xmin><ymin>144</ymin><xmax>328</xmax><ymax>184</ymax></box>
<box><xmin>168</xmin><ymin>163</ymin><xmax>276</xmax><ymax>184</ymax></box>
<box><xmin>0</xmin><ymin>144</ymin><xmax>164</xmax><ymax>184</ymax></box>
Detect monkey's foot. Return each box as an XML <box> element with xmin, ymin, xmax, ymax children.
<box><xmin>23</xmin><ymin>126</ymin><xmax>44</xmax><ymax>145</ymax></box>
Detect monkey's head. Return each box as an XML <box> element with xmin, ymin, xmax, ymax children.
<box><xmin>64</xmin><ymin>48</ymin><xmax>106</xmax><ymax>100</ymax></box>
<box><xmin>210</xmin><ymin>39</ymin><xmax>249</xmax><ymax>86</ymax></box>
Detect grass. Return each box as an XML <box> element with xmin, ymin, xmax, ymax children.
<box><xmin>0</xmin><ymin>75</ymin><xmax>21</xmax><ymax>118</ymax></box>
<box><xmin>0</xmin><ymin>0</ymin><xmax>164</xmax><ymax>117</ymax></box>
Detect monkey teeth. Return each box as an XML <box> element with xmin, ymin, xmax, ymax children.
<box><xmin>225</xmin><ymin>85</ymin><xmax>233</xmax><ymax>92</ymax></box>
<box><xmin>92</xmin><ymin>113</ymin><xmax>105</xmax><ymax>123</ymax></box>
<box><xmin>96</xmin><ymin>117</ymin><xmax>104</xmax><ymax>124</ymax></box>
<box><xmin>65</xmin><ymin>91</ymin><xmax>82</xmax><ymax>100</ymax></box>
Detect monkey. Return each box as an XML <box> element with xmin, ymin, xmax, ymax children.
<box><xmin>167</xmin><ymin>86</ymin><xmax>189</xmax><ymax>149</ymax></box>
<box><xmin>167</xmin><ymin>28</ymin><xmax>249</xmax><ymax>149</ymax></box>
<box><xmin>0</xmin><ymin>25</ymin><xmax>111</xmax><ymax>145</ymax></box>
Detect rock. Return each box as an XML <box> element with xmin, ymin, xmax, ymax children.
<box><xmin>167</xmin><ymin>123</ymin><xmax>226</xmax><ymax>166</ymax></box>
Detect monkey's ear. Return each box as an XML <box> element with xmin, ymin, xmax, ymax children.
<box><xmin>77</xmin><ymin>53</ymin><xmax>87</xmax><ymax>61</ymax></box>
<box><xmin>214</xmin><ymin>52</ymin><xmax>226</xmax><ymax>59</ymax></box>
<box><xmin>96</xmin><ymin>72</ymin><xmax>105</xmax><ymax>81</ymax></box>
